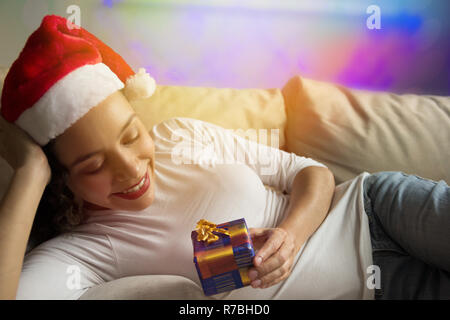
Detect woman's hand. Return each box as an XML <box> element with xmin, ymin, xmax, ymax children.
<box><xmin>0</xmin><ymin>115</ymin><xmax>51</xmax><ymax>183</ymax></box>
<box><xmin>247</xmin><ymin>227</ymin><xmax>301</xmax><ymax>289</ymax></box>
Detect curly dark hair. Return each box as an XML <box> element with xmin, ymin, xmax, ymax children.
<box><xmin>27</xmin><ymin>141</ymin><xmax>85</xmax><ymax>252</ymax></box>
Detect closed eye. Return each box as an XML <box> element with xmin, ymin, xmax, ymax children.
<box><xmin>84</xmin><ymin>163</ymin><xmax>103</xmax><ymax>175</ymax></box>
<box><xmin>123</xmin><ymin>133</ymin><xmax>140</xmax><ymax>145</ymax></box>
<box><xmin>83</xmin><ymin>136</ymin><xmax>139</xmax><ymax>174</ymax></box>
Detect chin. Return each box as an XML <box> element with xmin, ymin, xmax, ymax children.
<box><xmin>112</xmin><ymin>188</ymin><xmax>155</xmax><ymax>212</ymax></box>
<box><xmin>126</xmin><ymin>197</ymin><xmax>154</xmax><ymax>211</ymax></box>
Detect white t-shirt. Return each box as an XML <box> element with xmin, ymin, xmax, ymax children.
<box><xmin>16</xmin><ymin>117</ymin><xmax>374</xmax><ymax>300</ymax></box>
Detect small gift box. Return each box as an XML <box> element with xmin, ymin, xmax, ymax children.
<box><xmin>191</xmin><ymin>218</ymin><xmax>255</xmax><ymax>296</ymax></box>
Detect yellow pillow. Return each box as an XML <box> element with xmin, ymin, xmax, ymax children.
<box><xmin>282</xmin><ymin>75</ymin><xmax>450</xmax><ymax>185</ymax></box>
<box><xmin>130</xmin><ymin>84</ymin><xmax>287</xmax><ymax>149</ymax></box>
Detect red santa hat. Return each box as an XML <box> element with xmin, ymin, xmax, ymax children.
<box><xmin>0</xmin><ymin>14</ymin><xmax>156</xmax><ymax>146</ymax></box>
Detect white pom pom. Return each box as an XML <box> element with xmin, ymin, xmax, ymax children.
<box><xmin>123</xmin><ymin>68</ymin><xmax>156</xmax><ymax>101</ymax></box>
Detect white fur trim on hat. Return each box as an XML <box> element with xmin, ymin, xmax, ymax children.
<box><xmin>123</xmin><ymin>68</ymin><xmax>156</xmax><ymax>101</ymax></box>
<box><xmin>15</xmin><ymin>63</ymin><xmax>124</xmax><ymax>145</ymax></box>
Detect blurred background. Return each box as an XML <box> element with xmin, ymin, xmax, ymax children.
<box><xmin>0</xmin><ymin>0</ymin><xmax>449</xmax><ymax>95</ymax></box>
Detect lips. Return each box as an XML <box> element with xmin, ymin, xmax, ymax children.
<box><xmin>122</xmin><ymin>175</ymin><xmax>145</xmax><ymax>193</ymax></box>
<box><xmin>112</xmin><ymin>170</ymin><xmax>150</xmax><ymax>200</ymax></box>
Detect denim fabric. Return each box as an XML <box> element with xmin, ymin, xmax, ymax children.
<box><xmin>362</xmin><ymin>171</ymin><xmax>450</xmax><ymax>300</ymax></box>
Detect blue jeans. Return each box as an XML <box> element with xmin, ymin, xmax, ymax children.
<box><xmin>362</xmin><ymin>171</ymin><xmax>450</xmax><ymax>300</ymax></box>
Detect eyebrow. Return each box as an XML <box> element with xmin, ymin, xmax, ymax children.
<box><xmin>69</xmin><ymin>113</ymin><xmax>138</xmax><ymax>169</ymax></box>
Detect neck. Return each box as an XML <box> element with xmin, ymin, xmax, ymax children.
<box><xmin>83</xmin><ymin>201</ymin><xmax>110</xmax><ymax>211</ymax></box>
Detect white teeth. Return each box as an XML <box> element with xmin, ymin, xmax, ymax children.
<box><xmin>122</xmin><ymin>175</ymin><xmax>146</xmax><ymax>194</ymax></box>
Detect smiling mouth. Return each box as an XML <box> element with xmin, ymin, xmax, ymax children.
<box><xmin>120</xmin><ymin>174</ymin><xmax>146</xmax><ymax>194</ymax></box>
<box><xmin>113</xmin><ymin>163</ymin><xmax>150</xmax><ymax>195</ymax></box>
<box><xmin>112</xmin><ymin>169</ymin><xmax>150</xmax><ymax>200</ymax></box>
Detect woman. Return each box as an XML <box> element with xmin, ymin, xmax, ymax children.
<box><xmin>0</xmin><ymin>15</ymin><xmax>449</xmax><ymax>300</ymax></box>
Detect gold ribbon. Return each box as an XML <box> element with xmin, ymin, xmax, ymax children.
<box><xmin>196</xmin><ymin>219</ymin><xmax>230</xmax><ymax>244</ymax></box>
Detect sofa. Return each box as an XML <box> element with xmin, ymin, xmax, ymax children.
<box><xmin>1</xmin><ymin>65</ymin><xmax>449</xmax><ymax>299</ymax></box>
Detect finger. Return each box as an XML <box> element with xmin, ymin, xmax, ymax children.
<box><xmin>254</xmin><ymin>229</ymin><xmax>286</xmax><ymax>266</ymax></box>
<box><xmin>248</xmin><ymin>229</ymin><xmax>281</xmax><ymax>282</ymax></box>
<box><xmin>254</xmin><ymin>239</ymin><xmax>292</xmax><ymax>278</ymax></box>
<box><xmin>262</xmin><ymin>262</ymin><xmax>293</xmax><ymax>289</ymax></box>
<box><xmin>249</xmin><ymin>228</ymin><xmax>270</xmax><ymax>239</ymax></box>
<box><xmin>257</xmin><ymin>255</ymin><xmax>294</xmax><ymax>289</ymax></box>
<box><xmin>248</xmin><ymin>228</ymin><xmax>271</xmax><ymax>253</ymax></box>
<box><xmin>248</xmin><ymin>228</ymin><xmax>270</xmax><ymax>244</ymax></box>
<box><xmin>249</xmin><ymin>238</ymin><xmax>294</xmax><ymax>288</ymax></box>
<box><xmin>260</xmin><ymin>265</ymin><xmax>292</xmax><ymax>289</ymax></box>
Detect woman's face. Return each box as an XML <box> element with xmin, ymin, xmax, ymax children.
<box><xmin>53</xmin><ymin>90</ymin><xmax>156</xmax><ymax>212</ymax></box>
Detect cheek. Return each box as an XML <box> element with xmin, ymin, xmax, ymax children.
<box><xmin>70</xmin><ymin>174</ymin><xmax>113</xmax><ymax>199</ymax></box>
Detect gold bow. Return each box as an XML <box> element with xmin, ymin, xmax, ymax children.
<box><xmin>196</xmin><ymin>219</ymin><xmax>230</xmax><ymax>244</ymax></box>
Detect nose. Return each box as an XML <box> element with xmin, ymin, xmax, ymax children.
<box><xmin>112</xmin><ymin>151</ymin><xmax>141</xmax><ymax>182</ymax></box>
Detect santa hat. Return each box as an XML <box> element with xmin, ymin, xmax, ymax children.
<box><xmin>0</xmin><ymin>14</ymin><xmax>156</xmax><ymax>146</ymax></box>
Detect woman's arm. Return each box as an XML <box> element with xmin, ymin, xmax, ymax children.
<box><xmin>0</xmin><ymin>161</ymin><xmax>49</xmax><ymax>299</ymax></box>
<box><xmin>248</xmin><ymin>166</ymin><xmax>335</xmax><ymax>288</ymax></box>
<box><xmin>0</xmin><ymin>115</ymin><xmax>51</xmax><ymax>299</ymax></box>
<box><xmin>279</xmin><ymin>166</ymin><xmax>335</xmax><ymax>252</ymax></box>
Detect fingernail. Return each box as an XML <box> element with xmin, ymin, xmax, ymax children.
<box><xmin>248</xmin><ymin>270</ymin><xmax>258</xmax><ymax>281</ymax></box>
<box><xmin>255</xmin><ymin>256</ymin><xmax>262</xmax><ymax>265</ymax></box>
<box><xmin>251</xmin><ymin>279</ymin><xmax>261</xmax><ymax>288</ymax></box>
